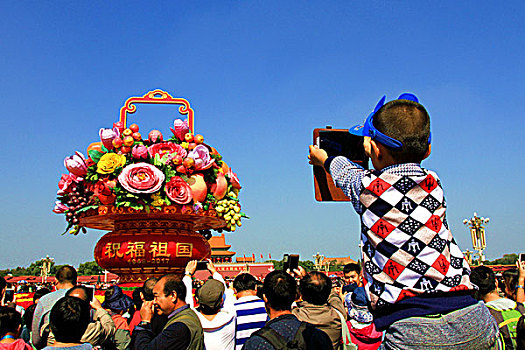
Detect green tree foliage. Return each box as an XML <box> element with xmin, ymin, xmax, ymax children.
<box><xmin>78</xmin><ymin>261</ymin><xmax>103</xmax><ymax>275</ymax></box>
<box><xmin>485</xmin><ymin>253</ymin><xmax>518</xmax><ymax>265</ymax></box>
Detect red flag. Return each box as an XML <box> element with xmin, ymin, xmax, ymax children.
<box><xmin>260</xmin><ymin>254</ymin><xmax>263</xmax><ymax>259</ymax></box>
<box><xmin>269</xmin><ymin>253</ymin><xmax>272</xmax><ymax>259</ymax></box>
<box><xmin>252</xmin><ymin>253</ymin><xmax>255</xmax><ymax>261</ymax></box>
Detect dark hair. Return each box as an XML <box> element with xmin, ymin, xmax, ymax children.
<box><xmin>233</xmin><ymin>273</ymin><xmax>258</xmax><ymax>292</ymax></box>
<box><xmin>343</xmin><ymin>263</ymin><xmax>361</xmax><ymax>275</ymax></box>
<box><xmin>160</xmin><ymin>275</ymin><xmax>186</xmax><ymax>301</ymax></box>
<box><xmin>132</xmin><ymin>287</ymin><xmax>143</xmax><ymax>309</ymax></box>
<box><xmin>299</xmin><ymin>271</ymin><xmax>332</xmax><ymax>305</ymax></box>
<box><xmin>262</xmin><ymin>270</ymin><xmax>297</xmax><ymax>311</ymax></box>
<box><xmin>0</xmin><ymin>276</ymin><xmax>6</xmax><ymax>293</ymax></box>
<box><xmin>49</xmin><ymin>296</ymin><xmax>90</xmax><ymax>343</ymax></box>
<box><xmin>24</xmin><ymin>304</ymin><xmax>37</xmax><ymax>329</ymax></box>
<box><xmin>55</xmin><ymin>265</ymin><xmax>77</xmax><ymax>285</ymax></box>
<box><xmin>503</xmin><ymin>269</ymin><xmax>519</xmax><ymax>294</ymax></box>
<box><xmin>470</xmin><ymin>266</ymin><xmax>496</xmax><ymax>300</ymax></box>
<box><xmin>0</xmin><ymin>307</ymin><xmax>22</xmax><ymax>336</ymax></box>
<box><xmin>373</xmin><ymin>99</ymin><xmax>431</xmax><ymax>163</ymax></box>
<box><xmin>142</xmin><ymin>278</ymin><xmax>158</xmax><ymax>301</ymax></box>
<box><xmin>34</xmin><ymin>287</ymin><xmax>51</xmax><ymax>303</ymax></box>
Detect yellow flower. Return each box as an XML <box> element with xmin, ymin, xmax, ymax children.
<box><xmin>181</xmin><ymin>142</ymin><xmax>189</xmax><ymax>149</ymax></box>
<box><xmin>97</xmin><ymin>153</ymin><xmax>126</xmax><ymax>174</ymax></box>
<box><xmin>151</xmin><ymin>193</ymin><xmax>164</xmax><ymax>207</ymax></box>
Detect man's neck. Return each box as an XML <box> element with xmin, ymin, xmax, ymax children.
<box><xmin>56</xmin><ymin>282</ymin><xmax>75</xmax><ymax>290</ymax></box>
<box><xmin>236</xmin><ymin>290</ymin><xmax>257</xmax><ymax>299</ymax></box>
<box><xmin>167</xmin><ymin>301</ymin><xmax>187</xmax><ymax>317</ymax></box>
<box><xmin>484</xmin><ymin>291</ymin><xmax>504</xmax><ymax>303</ymax></box>
<box><xmin>267</xmin><ymin>307</ymin><xmax>292</xmax><ymax>320</ymax></box>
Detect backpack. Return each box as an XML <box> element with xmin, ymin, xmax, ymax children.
<box><xmin>487</xmin><ymin>302</ymin><xmax>525</xmax><ymax>350</ymax></box>
<box><xmin>253</xmin><ymin>322</ymin><xmax>316</xmax><ymax>350</ymax></box>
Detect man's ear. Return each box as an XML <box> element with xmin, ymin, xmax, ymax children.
<box><xmin>140</xmin><ymin>292</ymin><xmax>145</xmax><ymax>302</ymax></box>
<box><xmin>423</xmin><ymin>144</ymin><xmax>432</xmax><ymax>160</ymax></box>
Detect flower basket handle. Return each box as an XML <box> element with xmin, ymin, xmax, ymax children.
<box><xmin>119</xmin><ymin>89</ymin><xmax>194</xmax><ymax>134</ymax></box>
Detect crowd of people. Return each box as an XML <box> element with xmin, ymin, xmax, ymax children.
<box><xmin>2</xmin><ymin>94</ymin><xmax>525</xmax><ymax>349</ymax></box>
<box><xmin>0</xmin><ymin>260</ymin><xmax>524</xmax><ymax>349</ymax></box>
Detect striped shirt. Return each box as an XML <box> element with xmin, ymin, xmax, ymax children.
<box><xmin>234</xmin><ymin>295</ymin><xmax>267</xmax><ymax>350</ymax></box>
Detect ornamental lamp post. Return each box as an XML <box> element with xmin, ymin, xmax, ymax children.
<box><xmin>313</xmin><ymin>252</ymin><xmax>325</xmax><ymax>271</ymax></box>
<box><xmin>463</xmin><ymin>212</ymin><xmax>489</xmax><ymax>265</ymax></box>
<box><xmin>40</xmin><ymin>255</ymin><xmax>54</xmax><ymax>284</ymax></box>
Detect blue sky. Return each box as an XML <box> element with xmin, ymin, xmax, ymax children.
<box><xmin>1</xmin><ymin>1</ymin><xmax>523</xmax><ymax>269</ymax></box>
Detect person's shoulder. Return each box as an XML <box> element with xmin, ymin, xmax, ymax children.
<box><xmin>164</xmin><ymin>319</ymin><xmax>192</xmax><ymax>336</ymax></box>
<box><xmin>242</xmin><ymin>333</ymin><xmax>274</xmax><ymax>350</ymax></box>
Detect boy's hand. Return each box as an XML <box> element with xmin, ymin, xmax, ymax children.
<box><xmin>308</xmin><ymin>145</ymin><xmax>328</xmax><ymax>167</ymax></box>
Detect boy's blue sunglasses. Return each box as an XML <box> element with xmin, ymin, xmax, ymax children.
<box><xmin>349</xmin><ymin>93</ymin><xmax>431</xmax><ymax>150</ymax></box>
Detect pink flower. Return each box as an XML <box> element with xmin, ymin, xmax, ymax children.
<box><xmin>53</xmin><ymin>201</ymin><xmax>69</xmax><ymax>214</ymax></box>
<box><xmin>187</xmin><ymin>145</ymin><xmax>214</xmax><ymax>171</ymax></box>
<box><xmin>148</xmin><ymin>142</ymin><xmax>187</xmax><ymax>159</ymax></box>
<box><xmin>118</xmin><ymin>163</ymin><xmax>165</xmax><ymax>194</ymax></box>
<box><xmin>99</xmin><ymin>127</ymin><xmax>120</xmax><ymax>150</ymax></box>
<box><xmin>132</xmin><ymin>144</ymin><xmax>148</xmax><ymax>159</ymax></box>
<box><xmin>64</xmin><ymin>152</ymin><xmax>88</xmax><ymax>177</ymax></box>
<box><xmin>165</xmin><ymin>176</ymin><xmax>193</xmax><ymax>204</ymax></box>
<box><xmin>227</xmin><ymin>168</ymin><xmax>242</xmax><ymax>189</ymax></box>
<box><xmin>170</xmin><ymin>119</ymin><xmax>189</xmax><ymax>141</ymax></box>
<box><xmin>57</xmin><ymin>173</ymin><xmax>83</xmax><ymax>195</ymax></box>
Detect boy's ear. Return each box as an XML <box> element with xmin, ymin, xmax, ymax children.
<box><xmin>369</xmin><ymin>139</ymin><xmax>382</xmax><ymax>160</ymax></box>
<box><xmin>423</xmin><ymin>144</ymin><xmax>432</xmax><ymax>160</ymax></box>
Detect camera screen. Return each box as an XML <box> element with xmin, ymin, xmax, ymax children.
<box><xmin>319</xmin><ymin>130</ymin><xmax>368</xmax><ymax>169</ymax></box>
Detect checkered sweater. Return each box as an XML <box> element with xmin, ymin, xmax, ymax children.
<box><xmin>328</xmin><ymin>157</ymin><xmax>474</xmax><ymax>310</ymax></box>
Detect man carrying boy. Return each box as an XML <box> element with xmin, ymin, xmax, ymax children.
<box><xmin>308</xmin><ymin>93</ymin><xmax>499</xmax><ymax>349</ymax></box>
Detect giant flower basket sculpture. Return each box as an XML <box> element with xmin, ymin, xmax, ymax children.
<box><xmin>54</xmin><ymin>90</ymin><xmax>247</xmax><ymax>282</ymax></box>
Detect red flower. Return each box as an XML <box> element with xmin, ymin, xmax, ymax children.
<box><xmin>88</xmin><ymin>178</ymin><xmax>116</xmax><ymax>205</ymax></box>
<box><xmin>57</xmin><ymin>173</ymin><xmax>82</xmax><ymax>196</ymax></box>
<box><xmin>165</xmin><ymin>176</ymin><xmax>193</xmax><ymax>204</ymax></box>
<box><xmin>148</xmin><ymin>142</ymin><xmax>187</xmax><ymax>159</ymax></box>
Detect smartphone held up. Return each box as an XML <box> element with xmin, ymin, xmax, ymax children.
<box><xmin>312</xmin><ymin>127</ymin><xmax>369</xmax><ymax>201</ymax></box>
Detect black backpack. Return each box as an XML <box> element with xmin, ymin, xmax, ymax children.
<box><xmin>253</xmin><ymin>322</ymin><xmax>316</xmax><ymax>350</ymax></box>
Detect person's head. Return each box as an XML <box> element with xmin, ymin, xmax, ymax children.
<box><xmin>142</xmin><ymin>277</ymin><xmax>158</xmax><ymax>301</ymax></box>
<box><xmin>351</xmin><ymin>94</ymin><xmax>431</xmax><ymax>169</ymax></box>
<box><xmin>153</xmin><ymin>275</ymin><xmax>186</xmax><ymax>315</ymax></box>
<box><xmin>33</xmin><ymin>287</ymin><xmax>51</xmax><ymax>303</ymax></box>
<box><xmin>343</xmin><ymin>263</ymin><xmax>361</xmax><ymax>286</ymax></box>
<box><xmin>299</xmin><ymin>271</ymin><xmax>332</xmax><ymax>305</ymax></box>
<box><xmin>23</xmin><ymin>304</ymin><xmax>37</xmax><ymax>330</ymax></box>
<box><xmin>66</xmin><ymin>285</ymin><xmax>92</xmax><ymax>302</ymax></box>
<box><xmin>49</xmin><ymin>296</ymin><xmax>90</xmax><ymax>344</ymax></box>
<box><xmin>262</xmin><ymin>270</ymin><xmax>297</xmax><ymax>311</ymax></box>
<box><xmin>0</xmin><ymin>307</ymin><xmax>22</xmax><ymax>338</ymax></box>
<box><xmin>344</xmin><ymin>287</ymin><xmax>373</xmax><ymax>324</ymax></box>
<box><xmin>102</xmin><ymin>285</ymin><xmax>134</xmax><ymax>313</ymax></box>
<box><xmin>469</xmin><ymin>266</ymin><xmax>497</xmax><ymax>300</ymax></box>
<box><xmin>503</xmin><ymin>269</ymin><xmax>519</xmax><ymax>300</ymax></box>
<box><xmin>55</xmin><ymin>265</ymin><xmax>77</xmax><ymax>286</ymax></box>
<box><xmin>132</xmin><ymin>287</ymin><xmax>143</xmax><ymax>310</ymax></box>
<box><xmin>196</xmin><ymin>279</ymin><xmax>225</xmax><ymax>315</ymax></box>
<box><xmin>233</xmin><ymin>273</ymin><xmax>258</xmax><ymax>293</ymax></box>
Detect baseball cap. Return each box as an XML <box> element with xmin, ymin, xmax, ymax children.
<box><xmin>197</xmin><ymin>279</ymin><xmax>225</xmax><ymax>309</ymax></box>
<box><xmin>349</xmin><ymin>93</ymin><xmax>431</xmax><ymax>149</ymax></box>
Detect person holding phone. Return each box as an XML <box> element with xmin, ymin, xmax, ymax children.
<box><xmin>64</xmin><ymin>285</ymin><xmax>116</xmax><ymax>349</ymax></box>
<box><xmin>183</xmin><ymin>260</ymin><xmax>236</xmax><ymax>350</ymax></box>
<box><xmin>291</xmin><ymin>267</ymin><xmax>346</xmax><ymax>350</ymax></box>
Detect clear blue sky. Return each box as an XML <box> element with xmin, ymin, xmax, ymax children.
<box><xmin>1</xmin><ymin>1</ymin><xmax>523</xmax><ymax>269</ymax></box>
